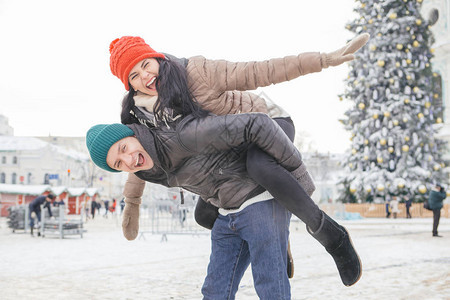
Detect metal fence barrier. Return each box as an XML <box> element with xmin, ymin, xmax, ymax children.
<box><xmin>139</xmin><ymin>188</ymin><xmax>208</xmax><ymax>241</ymax></box>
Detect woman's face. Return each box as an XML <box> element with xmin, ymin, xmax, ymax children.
<box><xmin>128</xmin><ymin>58</ymin><xmax>160</xmax><ymax>96</ymax></box>
<box><xmin>106</xmin><ymin>136</ymin><xmax>154</xmax><ymax>173</ymax></box>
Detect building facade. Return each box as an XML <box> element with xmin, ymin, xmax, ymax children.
<box><xmin>0</xmin><ymin>115</ymin><xmax>124</xmax><ymax>200</ymax></box>
<box><xmin>0</xmin><ymin>115</ymin><xmax>13</xmax><ymax>136</ymax></box>
<box><xmin>422</xmin><ymin>1</ymin><xmax>450</xmax><ymax>152</ymax></box>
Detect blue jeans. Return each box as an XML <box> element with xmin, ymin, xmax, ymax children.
<box><xmin>202</xmin><ymin>199</ymin><xmax>291</xmax><ymax>300</ymax></box>
<box><xmin>29</xmin><ymin>209</ymin><xmax>41</xmax><ymax>228</ymax></box>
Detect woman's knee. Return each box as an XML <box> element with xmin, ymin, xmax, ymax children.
<box><xmin>194</xmin><ymin>198</ymin><xmax>218</xmax><ymax>230</ymax></box>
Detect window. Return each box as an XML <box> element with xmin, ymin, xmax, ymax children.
<box><xmin>12</xmin><ymin>173</ymin><xmax>17</xmax><ymax>184</ymax></box>
<box><xmin>1</xmin><ymin>156</ymin><xmax>5</xmax><ymax>164</ymax></box>
<box><xmin>0</xmin><ymin>173</ymin><xmax>5</xmax><ymax>183</ymax></box>
<box><xmin>13</xmin><ymin>156</ymin><xmax>17</xmax><ymax>164</ymax></box>
<box><xmin>27</xmin><ymin>172</ymin><xmax>32</xmax><ymax>184</ymax></box>
<box><xmin>44</xmin><ymin>173</ymin><xmax>49</xmax><ymax>184</ymax></box>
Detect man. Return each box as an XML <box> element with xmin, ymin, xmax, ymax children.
<box><xmin>86</xmin><ymin>113</ymin><xmax>361</xmax><ymax>298</ymax></box>
<box><xmin>29</xmin><ymin>193</ymin><xmax>54</xmax><ymax>236</ymax></box>
<box><xmin>428</xmin><ymin>184</ymin><xmax>446</xmax><ymax>237</ymax></box>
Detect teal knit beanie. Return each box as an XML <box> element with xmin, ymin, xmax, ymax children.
<box><xmin>86</xmin><ymin>124</ymin><xmax>134</xmax><ymax>172</ymax></box>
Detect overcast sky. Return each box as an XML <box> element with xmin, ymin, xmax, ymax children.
<box><xmin>0</xmin><ymin>0</ymin><xmax>358</xmax><ymax>153</ymax></box>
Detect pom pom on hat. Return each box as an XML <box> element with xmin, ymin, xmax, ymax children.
<box><xmin>86</xmin><ymin>124</ymin><xmax>134</xmax><ymax>172</ymax></box>
<box><xmin>109</xmin><ymin>36</ymin><xmax>165</xmax><ymax>91</ymax></box>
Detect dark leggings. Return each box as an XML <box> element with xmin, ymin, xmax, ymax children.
<box><xmin>195</xmin><ymin>117</ymin><xmax>322</xmax><ymax>231</ymax></box>
<box><xmin>432</xmin><ymin>209</ymin><xmax>441</xmax><ymax>235</ymax></box>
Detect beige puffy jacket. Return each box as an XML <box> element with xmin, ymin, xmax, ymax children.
<box><xmin>124</xmin><ymin>52</ymin><xmax>323</xmax><ymax>205</ymax></box>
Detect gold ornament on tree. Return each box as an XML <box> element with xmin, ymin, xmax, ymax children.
<box><xmin>418</xmin><ymin>185</ymin><xmax>427</xmax><ymax>194</ymax></box>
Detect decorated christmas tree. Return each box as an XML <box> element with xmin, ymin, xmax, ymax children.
<box><xmin>338</xmin><ymin>0</ymin><xmax>447</xmax><ymax>203</ymax></box>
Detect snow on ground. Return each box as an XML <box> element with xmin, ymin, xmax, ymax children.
<box><xmin>0</xmin><ymin>215</ymin><xmax>449</xmax><ymax>300</ymax></box>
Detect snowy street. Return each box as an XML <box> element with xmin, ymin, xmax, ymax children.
<box><xmin>0</xmin><ymin>215</ymin><xmax>449</xmax><ymax>300</ymax></box>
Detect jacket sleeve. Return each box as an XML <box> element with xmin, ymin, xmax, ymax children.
<box><xmin>178</xmin><ymin>113</ymin><xmax>302</xmax><ymax>171</ymax></box>
<box><xmin>187</xmin><ymin>53</ymin><xmax>322</xmax><ymax>96</ymax></box>
<box><xmin>122</xmin><ymin>173</ymin><xmax>146</xmax><ymax>205</ymax></box>
<box><xmin>44</xmin><ymin>201</ymin><xmax>52</xmax><ymax>217</ymax></box>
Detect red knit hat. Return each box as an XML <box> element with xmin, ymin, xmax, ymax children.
<box><xmin>109</xmin><ymin>36</ymin><xmax>166</xmax><ymax>91</ymax></box>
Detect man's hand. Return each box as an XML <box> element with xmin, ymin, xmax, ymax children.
<box><xmin>321</xmin><ymin>33</ymin><xmax>370</xmax><ymax>68</ymax></box>
<box><xmin>122</xmin><ymin>200</ymin><xmax>140</xmax><ymax>240</ymax></box>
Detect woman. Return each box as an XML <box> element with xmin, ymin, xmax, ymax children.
<box><xmin>110</xmin><ymin>34</ymin><xmax>369</xmax><ymax>237</ymax></box>
<box><xmin>109</xmin><ymin>35</ymin><xmax>368</xmax><ymax>285</ymax></box>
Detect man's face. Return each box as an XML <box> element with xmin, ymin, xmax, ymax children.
<box><xmin>106</xmin><ymin>136</ymin><xmax>154</xmax><ymax>173</ymax></box>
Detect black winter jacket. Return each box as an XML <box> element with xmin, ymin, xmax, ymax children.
<box><xmin>130</xmin><ymin>113</ymin><xmax>302</xmax><ymax>209</ymax></box>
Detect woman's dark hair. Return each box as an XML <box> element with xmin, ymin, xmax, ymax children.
<box><xmin>120</xmin><ymin>57</ymin><xmax>209</xmax><ymax>125</ymax></box>
<box><xmin>121</xmin><ymin>86</ymin><xmax>138</xmax><ymax>125</ymax></box>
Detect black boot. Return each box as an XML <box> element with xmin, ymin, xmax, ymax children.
<box><xmin>30</xmin><ymin>227</ymin><xmax>34</xmax><ymax>237</ymax></box>
<box><xmin>307</xmin><ymin>212</ymin><xmax>362</xmax><ymax>286</ymax></box>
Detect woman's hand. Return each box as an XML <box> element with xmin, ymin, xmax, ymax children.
<box><xmin>321</xmin><ymin>33</ymin><xmax>370</xmax><ymax>68</ymax></box>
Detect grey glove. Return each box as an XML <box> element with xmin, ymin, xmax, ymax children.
<box><xmin>321</xmin><ymin>33</ymin><xmax>370</xmax><ymax>68</ymax></box>
<box><xmin>122</xmin><ymin>198</ymin><xmax>141</xmax><ymax>241</ymax></box>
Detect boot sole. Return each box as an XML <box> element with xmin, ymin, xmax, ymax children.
<box><xmin>341</xmin><ymin>226</ymin><xmax>362</xmax><ymax>286</ymax></box>
<box><xmin>287</xmin><ymin>240</ymin><xmax>294</xmax><ymax>278</ymax></box>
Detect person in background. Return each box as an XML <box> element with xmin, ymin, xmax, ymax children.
<box><xmin>390</xmin><ymin>196</ymin><xmax>399</xmax><ymax>219</ymax></box>
<box><xmin>52</xmin><ymin>198</ymin><xmax>65</xmax><ymax>207</ymax></box>
<box><xmin>120</xmin><ymin>198</ymin><xmax>125</xmax><ymax>215</ymax></box>
<box><xmin>428</xmin><ymin>184</ymin><xmax>446</xmax><ymax>237</ymax></box>
<box><xmin>103</xmin><ymin>200</ymin><xmax>109</xmax><ymax>218</ymax></box>
<box><xmin>404</xmin><ymin>195</ymin><xmax>412</xmax><ymax>219</ymax></box>
<box><xmin>29</xmin><ymin>193</ymin><xmax>54</xmax><ymax>236</ymax></box>
<box><xmin>91</xmin><ymin>200</ymin><xmax>98</xmax><ymax>219</ymax></box>
<box><xmin>110</xmin><ymin>199</ymin><xmax>117</xmax><ymax>214</ymax></box>
<box><xmin>385</xmin><ymin>198</ymin><xmax>391</xmax><ymax>218</ymax></box>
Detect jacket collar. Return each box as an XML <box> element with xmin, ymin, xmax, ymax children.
<box><xmin>127</xmin><ymin>123</ymin><xmax>162</xmax><ymax>169</ymax></box>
